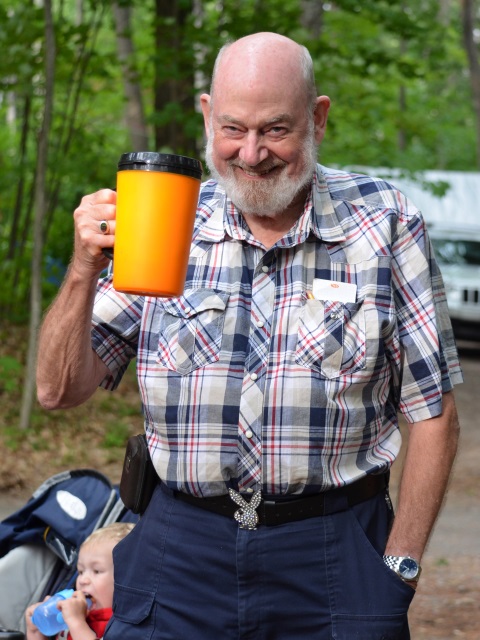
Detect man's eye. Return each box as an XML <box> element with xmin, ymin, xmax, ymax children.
<box><xmin>268</xmin><ymin>126</ymin><xmax>286</xmax><ymax>135</ymax></box>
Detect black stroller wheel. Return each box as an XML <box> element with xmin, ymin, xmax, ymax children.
<box><xmin>0</xmin><ymin>630</ymin><xmax>25</xmax><ymax>640</ymax></box>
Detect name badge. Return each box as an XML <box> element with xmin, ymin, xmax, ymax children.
<box><xmin>312</xmin><ymin>278</ymin><xmax>357</xmax><ymax>303</ymax></box>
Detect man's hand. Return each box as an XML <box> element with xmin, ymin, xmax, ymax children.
<box><xmin>71</xmin><ymin>188</ymin><xmax>117</xmax><ymax>281</ymax></box>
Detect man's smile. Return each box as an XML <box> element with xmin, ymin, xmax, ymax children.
<box><xmin>232</xmin><ymin>163</ymin><xmax>285</xmax><ymax>178</ymax></box>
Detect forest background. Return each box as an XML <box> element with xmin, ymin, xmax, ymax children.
<box><xmin>0</xmin><ymin>0</ymin><xmax>479</xmax><ymax>458</ymax></box>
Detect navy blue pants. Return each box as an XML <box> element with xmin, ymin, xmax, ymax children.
<box><xmin>105</xmin><ymin>482</ymin><xmax>414</xmax><ymax>639</ymax></box>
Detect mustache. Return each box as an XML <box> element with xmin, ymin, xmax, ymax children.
<box><xmin>228</xmin><ymin>159</ymin><xmax>287</xmax><ymax>174</ymax></box>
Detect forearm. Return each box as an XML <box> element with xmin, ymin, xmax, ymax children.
<box><xmin>37</xmin><ymin>189</ymin><xmax>116</xmax><ymax>409</ymax></box>
<box><xmin>36</xmin><ymin>262</ymin><xmax>108</xmax><ymax>409</ymax></box>
<box><xmin>386</xmin><ymin>391</ymin><xmax>460</xmax><ymax>561</ymax></box>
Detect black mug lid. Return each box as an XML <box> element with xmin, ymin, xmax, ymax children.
<box><xmin>118</xmin><ymin>152</ymin><xmax>202</xmax><ymax>180</ymax></box>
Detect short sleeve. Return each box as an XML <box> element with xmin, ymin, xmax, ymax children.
<box><xmin>391</xmin><ymin>212</ymin><xmax>463</xmax><ymax>423</ymax></box>
<box><xmin>91</xmin><ymin>274</ymin><xmax>143</xmax><ymax>390</ymax></box>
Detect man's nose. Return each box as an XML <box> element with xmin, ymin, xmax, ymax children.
<box><xmin>238</xmin><ymin>132</ymin><xmax>269</xmax><ymax>167</ymax></box>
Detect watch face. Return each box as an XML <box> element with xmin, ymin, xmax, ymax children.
<box><xmin>398</xmin><ymin>557</ymin><xmax>419</xmax><ymax>580</ymax></box>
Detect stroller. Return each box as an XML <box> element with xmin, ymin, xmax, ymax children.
<box><xmin>0</xmin><ymin>469</ymin><xmax>138</xmax><ymax>639</ymax></box>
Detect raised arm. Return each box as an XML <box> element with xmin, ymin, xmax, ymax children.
<box><xmin>36</xmin><ymin>189</ymin><xmax>116</xmax><ymax>409</ymax></box>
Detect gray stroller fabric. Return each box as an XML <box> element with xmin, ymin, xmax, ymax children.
<box><xmin>0</xmin><ymin>544</ymin><xmax>57</xmax><ymax>633</ymax></box>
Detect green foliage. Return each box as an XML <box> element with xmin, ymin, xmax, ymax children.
<box><xmin>102</xmin><ymin>420</ymin><xmax>134</xmax><ymax>449</ymax></box>
<box><xmin>435</xmin><ymin>557</ymin><xmax>450</xmax><ymax>567</ymax></box>
<box><xmin>311</xmin><ymin>0</ymin><xmax>472</xmax><ymax>170</ymax></box>
<box><xmin>0</xmin><ymin>355</ymin><xmax>22</xmax><ymax>394</ymax></box>
<box><xmin>0</xmin><ymin>4</ymin><xmax>44</xmax><ymax>91</ymax></box>
<box><xmin>201</xmin><ymin>0</ymin><xmax>302</xmax><ymax>40</ymax></box>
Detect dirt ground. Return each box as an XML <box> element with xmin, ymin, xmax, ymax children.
<box><xmin>1</xmin><ymin>339</ymin><xmax>479</xmax><ymax>638</ymax></box>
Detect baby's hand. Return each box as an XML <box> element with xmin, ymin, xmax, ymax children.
<box><xmin>57</xmin><ymin>590</ymin><xmax>89</xmax><ymax>623</ymax></box>
<box><xmin>57</xmin><ymin>591</ymin><xmax>97</xmax><ymax>640</ymax></box>
<box><xmin>25</xmin><ymin>598</ymin><xmax>49</xmax><ymax>640</ymax></box>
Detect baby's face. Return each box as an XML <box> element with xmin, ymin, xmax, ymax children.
<box><xmin>76</xmin><ymin>539</ymin><xmax>116</xmax><ymax>610</ymax></box>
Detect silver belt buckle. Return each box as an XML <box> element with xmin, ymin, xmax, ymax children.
<box><xmin>228</xmin><ymin>489</ymin><xmax>262</xmax><ymax>530</ymax></box>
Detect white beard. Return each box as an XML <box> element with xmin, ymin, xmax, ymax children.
<box><xmin>205</xmin><ymin>128</ymin><xmax>318</xmax><ymax>218</ymax></box>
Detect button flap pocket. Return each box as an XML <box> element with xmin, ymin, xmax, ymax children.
<box><xmin>161</xmin><ymin>288</ymin><xmax>229</xmax><ymax>318</ymax></box>
<box><xmin>158</xmin><ymin>288</ymin><xmax>230</xmax><ymax>374</ymax></box>
<box><xmin>113</xmin><ymin>583</ymin><xmax>155</xmax><ymax>624</ymax></box>
<box><xmin>296</xmin><ymin>298</ymin><xmax>366</xmax><ymax>378</ymax></box>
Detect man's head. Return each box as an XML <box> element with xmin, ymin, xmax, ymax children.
<box><xmin>201</xmin><ymin>32</ymin><xmax>330</xmax><ymax>218</ymax></box>
<box><xmin>76</xmin><ymin>522</ymin><xmax>135</xmax><ymax>610</ymax></box>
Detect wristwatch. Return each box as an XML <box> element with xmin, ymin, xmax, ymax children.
<box><xmin>383</xmin><ymin>555</ymin><xmax>422</xmax><ymax>583</ymax></box>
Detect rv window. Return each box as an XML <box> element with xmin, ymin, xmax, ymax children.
<box><xmin>431</xmin><ymin>239</ymin><xmax>480</xmax><ymax>266</ymax></box>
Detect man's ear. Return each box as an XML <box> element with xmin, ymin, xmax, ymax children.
<box><xmin>313</xmin><ymin>95</ymin><xmax>331</xmax><ymax>144</ymax></box>
<box><xmin>200</xmin><ymin>94</ymin><xmax>211</xmax><ymax>136</ymax></box>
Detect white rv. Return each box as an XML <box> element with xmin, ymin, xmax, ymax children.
<box><xmin>353</xmin><ymin>169</ymin><xmax>480</xmax><ymax>342</ymax></box>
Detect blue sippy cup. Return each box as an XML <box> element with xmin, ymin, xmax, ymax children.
<box><xmin>31</xmin><ymin>589</ymin><xmax>91</xmax><ymax>636</ymax></box>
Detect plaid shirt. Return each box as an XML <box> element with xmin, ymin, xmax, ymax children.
<box><xmin>92</xmin><ymin>165</ymin><xmax>462</xmax><ymax>497</ymax></box>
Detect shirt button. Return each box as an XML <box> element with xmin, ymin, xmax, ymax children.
<box><xmin>245</xmin><ymin>430</ymin><xmax>253</xmax><ymax>439</ymax></box>
<box><xmin>250</xmin><ymin>373</ymin><xmax>258</xmax><ymax>381</ymax></box>
<box><xmin>183</xmin><ymin>307</ymin><xmax>191</xmax><ymax>314</ymax></box>
<box><xmin>256</xmin><ymin>321</ymin><xmax>264</xmax><ymax>328</ymax></box>
<box><xmin>246</xmin><ymin>488</ymin><xmax>254</xmax><ymax>493</ymax></box>
<box><xmin>261</xmin><ymin>265</ymin><xmax>269</xmax><ymax>273</ymax></box>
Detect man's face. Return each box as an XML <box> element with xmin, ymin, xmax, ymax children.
<box><xmin>203</xmin><ymin>77</ymin><xmax>321</xmax><ymax>217</ymax></box>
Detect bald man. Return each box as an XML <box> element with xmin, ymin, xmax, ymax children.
<box><xmin>37</xmin><ymin>33</ymin><xmax>461</xmax><ymax>639</ymax></box>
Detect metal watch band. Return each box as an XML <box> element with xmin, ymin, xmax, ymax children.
<box><xmin>383</xmin><ymin>555</ymin><xmax>400</xmax><ymax>571</ymax></box>
<box><xmin>383</xmin><ymin>555</ymin><xmax>421</xmax><ymax>582</ymax></box>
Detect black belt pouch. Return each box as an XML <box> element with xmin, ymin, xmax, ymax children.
<box><xmin>120</xmin><ymin>433</ymin><xmax>158</xmax><ymax>515</ymax></box>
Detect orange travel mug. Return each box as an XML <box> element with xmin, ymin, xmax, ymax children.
<box><xmin>113</xmin><ymin>152</ymin><xmax>202</xmax><ymax>297</ymax></box>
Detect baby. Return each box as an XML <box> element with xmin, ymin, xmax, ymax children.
<box><xmin>26</xmin><ymin>521</ymin><xmax>134</xmax><ymax>640</ymax></box>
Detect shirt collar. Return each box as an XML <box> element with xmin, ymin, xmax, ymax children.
<box><xmin>195</xmin><ymin>165</ymin><xmax>347</xmax><ymax>246</ymax></box>
<box><xmin>310</xmin><ymin>165</ymin><xmax>347</xmax><ymax>243</ymax></box>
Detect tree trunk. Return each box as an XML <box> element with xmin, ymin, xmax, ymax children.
<box><xmin>300</xmin><ymin>0</ymin><xmax>324</xmax><ymax>38</ymax></box>
<box><xmin>7</xmin><ymin>95</ymin><xmax>31</xmax><ymax>262</ymax></box>
<box><xmin>397</xmin><ymin>6</ymin><xmax>407</xmax><ymax>153</ymax></box>
<box><xmin>112</xmin><ymin>2</ymin><xmax>149</xmax><ymax>151</ymax></box>
<box><xmin>439</xmin><ymin>0</ymin><xmax>451</xmax><ymax>25</ymax></box>
<box><xmin>398</xmin><ymin>83</ymin><xmax>407</xmax><ymax>153</ymax></box>
<box><xmin>45</xmin><ymin>4</ymin><xmax>106</xmax><ymax>237</ymax></box>
<box><xmin>19</xmin><ymin>0</ymin><xmax>55</xmax><ymax>430</ymax></box>
<box><xmin>154</xmin><ymin>0</ymin><xmax>196</xmax><ymax>155</ymax></box>
<box><xmin>461</xmin><ymin>0</ymin><xmax>480</xmax><ymax>168</ymax></box>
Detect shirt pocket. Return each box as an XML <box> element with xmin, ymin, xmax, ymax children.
<box><xmin>157</xmin><ymin>288</ymin><xmax>229</xmax><ymax>375</ymax></box>
<box><xmin>295</xmin><ymin>298</ymin><xmax>366</xmax><ymax>378</ymax></box>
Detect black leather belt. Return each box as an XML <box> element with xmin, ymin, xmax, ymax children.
<box><xmin>173</xmin><ymin>473</ymin><xmax>387</xmax><ymax>526</ymax></box>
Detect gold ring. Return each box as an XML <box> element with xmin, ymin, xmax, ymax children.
<box><xmin>99</xmin><ymin>220</ymin><xmax>110</xmax><ymax>234</ymax></box>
